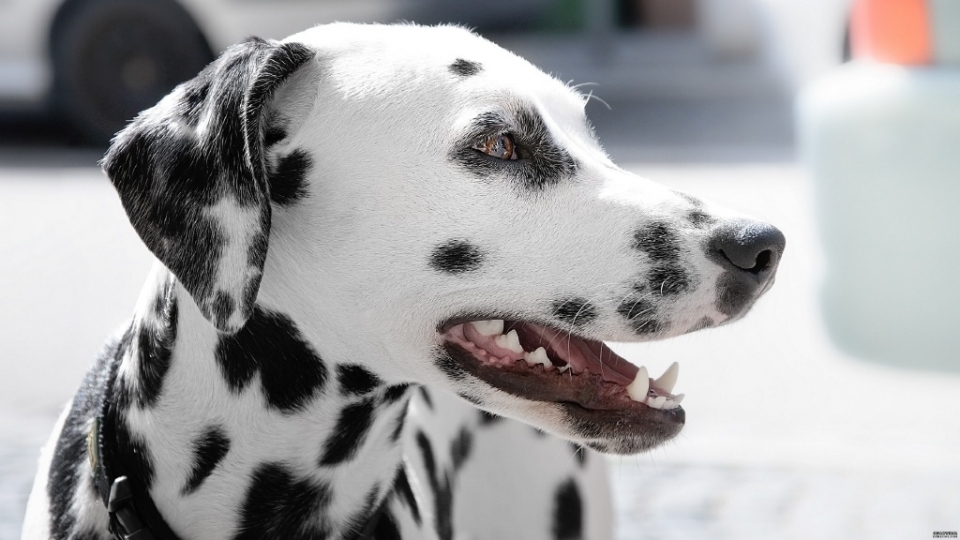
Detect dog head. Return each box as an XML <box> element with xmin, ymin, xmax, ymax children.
<box><xmin>104</xmin><ymin>23</ymin><xmax>784</xmax><ymax>455</ymax></box>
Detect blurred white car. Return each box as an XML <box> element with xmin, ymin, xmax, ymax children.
<box><xmin>0</xmin><ymin>0</ymin><xmax>548</xmax><ymax>142</ymax></box>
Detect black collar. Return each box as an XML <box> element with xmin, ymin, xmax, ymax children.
<box><xmin>88</xmin><ymin>359</ymin><xmax>184</xmax><ymax>540</ymax></box>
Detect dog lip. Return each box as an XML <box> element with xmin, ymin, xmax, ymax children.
<box><xmin>560</xmin><ymin>400</ymin><xmax>685</xmax><ymax>450</ymax></box>
<box><xmin>437</xmin><ymin>313</ymin><xmax>517</xmax><ymax>334</ymax></box>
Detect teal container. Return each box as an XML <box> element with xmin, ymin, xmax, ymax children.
<box><xmin>798</xmin><ymin>63</ymin><xmax>960</xmax><ymax>371</ymax></box>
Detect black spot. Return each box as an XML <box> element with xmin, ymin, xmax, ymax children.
<box><xmin>212</xmin><ymin>291</ymin><xmax>234</xmax><ymax>328</ymax></box>
<box><xmin>236</xmin><ymin>462</ymin><xmax>331</xmax><ymax>540</ymax></box>
<box><xmin>449</xmin><ymin>58</ymin><xmax>482</xmax><ymax>77</ymax></box>
<box><xmin>113</xmin><ymin>413</ymin><xmax>155</xmax><ymax>491</ymax></box>
<box><xmin>436</xmin><ymin>348</ymin><xmax>467</xmax><ymax>382</ymax></box>
<box><xmin>647</xmin><ymin>264</ymin><xmax>691</xmax><ymax>296</ymax></box>
<box><xmin>568</xmin><ymin>442</ymin><xmax>588</xmax><ymax>467</ymax></box>
<box><xmin>450</xmin><ymin>108</ymin><xmax>577</xmax><ymax>190</ymax></box>
<box><xmin>393</xmin><ymin>465</ymin><xmax>421</xmax><ymax>525</ymax></box>
<box><xmin>319</xmin><ymin>398</ymin><xmax>376</xmax><ymax>466</ymax></box>
<box><xmin>180</xmin><ymin>78</ymin><xmax>211</xmax><ymax>127</ymax></box>
<box><xmin>241</xmin><ymin>278</ymin><xmax>261</xmax><ymax>320</ymax></box>
<box><xmin>552</xmin><ymin>298</ymin><xmax>597</xmax><ymax>327</ymax></box>
<box><xmin>182</xmin><ymin>426</ymin><xmax>230</xmax><ymax>495</ymax></box>
<box><xmin>617</xmin><ymin>298</ymin><xmax>664</xmax><ymax>335</ymax></box>
<box><xmin>135</xmin><ymin>279</ymin><xmax>178</xmax><ymax>408</ymax></box>
<box><xmin>268</xmin><ymin>149</ymin><xmax>312</xmax><ymax>206</ymax></box>
<box><xmin>633</xmin><ymin>222</ymin><xmax>682</xmax><ymax>262</ymax></box>
<box><xmin>389</xmin><ymin>407</ymin><xmax>407</xmax><ymax>443</ymax></box>
<box><xmin>370</xmin><ymin>509</ymin><xmax>402</xmax><ymax>540</ymax></box>
<box><xmin>337</xmin><ymin>364</ymin><xmax>382</xmax><ymax>396</ymax></box>
<box><xmin>383</xmin><ymin>383</ymin><xmax>412</xmax><ymax>404</ymax></box>
<box><xmin>688</xmin><ymin>209</ymin><xmax>715</xmax><ymax>228</ymax></box>
<box><xmin>216</xmin><ymin>307</ymin><xmax>327</xmax><ymax>412</ymax></box>
<box><xmin>264</xmin><ymin>121</ymin><xmax>288</xmax><ymax>149</ymax></box>
<box><xmin>416</xmin><ymin>430</ymin><xmax>454</xmax><ymax>540</ymax></box>
<box><xmin>430</xmin><ymin>240</ymin><xmax>484</xmax><ymax>274</ymax></box>
<box><xmin>552</xmin><ymin>479</ymin><xmax>583</xmax><ymax>540</ymax></box>
<box><xmin>419</xmin><ymin>386</ymin><xmax>434</xmax><ymax>409</ymax></box>
<box><xmin>416</xmin><ymin>431</ymin><xmax>437</xmax><ymax>487</ymax></box>
<box><xmin>478</xmin><ymin>410</ymin><xmax>503</xmax><ymax>426</ymax></box>
<box><xmin>450</xmin><ymin>428</ymin><xmax>473</xmax><ymax>471</ymax></box>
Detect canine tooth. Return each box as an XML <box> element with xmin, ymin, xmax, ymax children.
<box><xmin>662</xmin><ymin>398</ymin><xmax>680</xmax><ymax>410</ymax></box>
<box><xmin>648</xmin><ymin>396</ymin><xmax>667</xmax><ymax>409</ymax></box>
<box><xmin>557</xmin><ymin>365</ymin><xmax>571</xmax><ymax>373</ymax></box>
<box><xmin>672</xmin><ymin>393</ymin><xmax>684</xmax><ymax>404</ymax></box>
<box><xmin>626</xmin><ymin>366</ymin><xmax>649</xmax><ymax>402</ymax></box>
<box><xmin>471</xmin><ymin>319</ymin><xmax>504</xmax><ymax>336</ymax></box>
<box><xmin>654</xmin><ymin>362</ymin><xmax>679</xmax><ymax>393</ymax></box>
<box><xmin>495</xmin><ymin>330</ymin><xmax>523</xmax><ymax>353</ymax></box>
<box><xmin>525</xmin><ymin>347</ymin><xmax>552</xmax><ymax>368</ymax></box>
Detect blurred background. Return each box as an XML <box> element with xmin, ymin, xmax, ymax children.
<box><xmin>1</xmin><ymin>0</ymin><xmax>958</xmax><ymax>538</ymax></box>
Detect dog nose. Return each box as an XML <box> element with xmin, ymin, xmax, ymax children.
<box><xmin>708</xmin><ymin>220</ymin><xmax>785</xmax><ymax>317</ymax></box>
<box><xmin>707</xmin><ymin>219</ymin><xmax>786</xmax><ymax>314</ymax></box>
<box><xmin>709</xmin><ymin>220</ymin><xmax>786</xmax><ymax>279</ymax></box>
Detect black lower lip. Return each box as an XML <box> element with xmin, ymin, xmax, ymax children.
<box><xmin>560</xmin><ymin>401</ymin><xmax>684</xmax><ymax>435</ymax></box>
<box><xmin>562</xmin><ymin>402</ymin><xmax>684</xmax><ymax>453</ymax></box>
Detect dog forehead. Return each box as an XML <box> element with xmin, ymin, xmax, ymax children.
<box><xmin>285</xmin><ymin>23</ymin><xmax>584</xmax><ymax>114</ymax></box>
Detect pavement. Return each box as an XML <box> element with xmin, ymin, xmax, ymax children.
<box><xmin>1</xmin><ymin>30</ymin><xmax>958</xmax><ymax>540</ymax></box>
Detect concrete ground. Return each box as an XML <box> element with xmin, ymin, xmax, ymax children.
<box><xmin>1</xmin><ymin>31</ymin><xmax>958</xmax><ymax>540</ymax></box>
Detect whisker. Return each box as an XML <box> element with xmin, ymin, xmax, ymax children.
<box><xmin>571</xmin><ymin>81</ymin><xmax>600</xmax><ymax>90</ymax></box>
<box><xmin>584</xmin><ymin>89</ymin><xmax>612</xmax><ymax>110</ymax></box>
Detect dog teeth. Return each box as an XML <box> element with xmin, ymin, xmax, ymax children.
<box><xmin>471</xmin><ymin>319</ymin><xmax>504</xmax><ymax>336</ymax></box>
<box><xmin>625</xmin><ymin>366</ymin><xmax>649</xmax><ymax>402</ymax></box>
<box><xmin>647</xmin><ymin>396</ymin><xmax>667</xmax><ymax>409</ymax></box>
<box><xmin>654</xmin><ymin>362</ymin><xmax>679</xmax><ymax>393</ymax></box>
<box><xmin>524</xmin><ymin>347</ymin><xmax>552</xmax><ymax>368</ymax></box>
<box><xmin>495</xmin><ymin>329</ymin><xmax>523</xmax><ymax>353</ymax></box>
<box><xmin>672</xmin><ymin>393</ymin><xmax>684</xmax><ymax>404</ymax></box>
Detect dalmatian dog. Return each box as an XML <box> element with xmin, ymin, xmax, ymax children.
<box><xmin>22</xmin><ymin>23</ymin><xmax>784</xmax><ymax>540</ymax></box>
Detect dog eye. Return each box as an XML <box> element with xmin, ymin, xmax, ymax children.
<box><xmin>473</xmin><ymin>134</ymin><xmax>518</xmax><ymax>161</ymax></box>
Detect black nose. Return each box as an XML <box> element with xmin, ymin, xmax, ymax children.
<box><xmin>708</xmin><ymin>221</ymin><xmax>785</xmax><ymax>316</ymax></box>
<box><xmin>709</xmin><ymin>221</ymin><xmax>785</xmax><ymax>277</ymax></box>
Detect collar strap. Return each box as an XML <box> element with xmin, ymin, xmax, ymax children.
<box><xmin>89</xmin><ymin>371</ymin><xmax>184</xmax><ymax>540</ymax></box>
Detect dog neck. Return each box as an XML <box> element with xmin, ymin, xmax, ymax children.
<box><xmin>110</xmin><ymin>262</ymin><xmax>413</xmax><ymax>538</ymax></box>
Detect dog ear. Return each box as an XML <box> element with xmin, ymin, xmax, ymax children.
<box><xmin>102</xmin><ymin>38</ymin><xmax>314</xmax><ymax>333</ymax></box>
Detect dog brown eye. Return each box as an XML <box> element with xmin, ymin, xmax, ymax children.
<box><xmin>473</xmin><ymin>134</ymin><xmax>518</xmax><ymax>161</ymax></box>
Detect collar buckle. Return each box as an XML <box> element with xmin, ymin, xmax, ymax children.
<box><xmin>107</xmin><ymin>476</ymin><xmax>156</xmax><ymax>540</ymax></box>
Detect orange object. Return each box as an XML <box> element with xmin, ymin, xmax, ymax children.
<box><xmin>850</xmin><ymin>0</ymin><xmax>933</xmax><ymax>64</ymax></box>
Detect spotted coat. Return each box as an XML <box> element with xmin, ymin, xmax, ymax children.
<box><xmin>23</xmin><ymin>23</ymin><xmax>783</xmax><ymax>540</ymax></box>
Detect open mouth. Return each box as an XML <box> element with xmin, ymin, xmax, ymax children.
<box><xmin>440</xmin><ymin>319</ymin><xmax>684</xmax><ymax>415</ymax></box>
